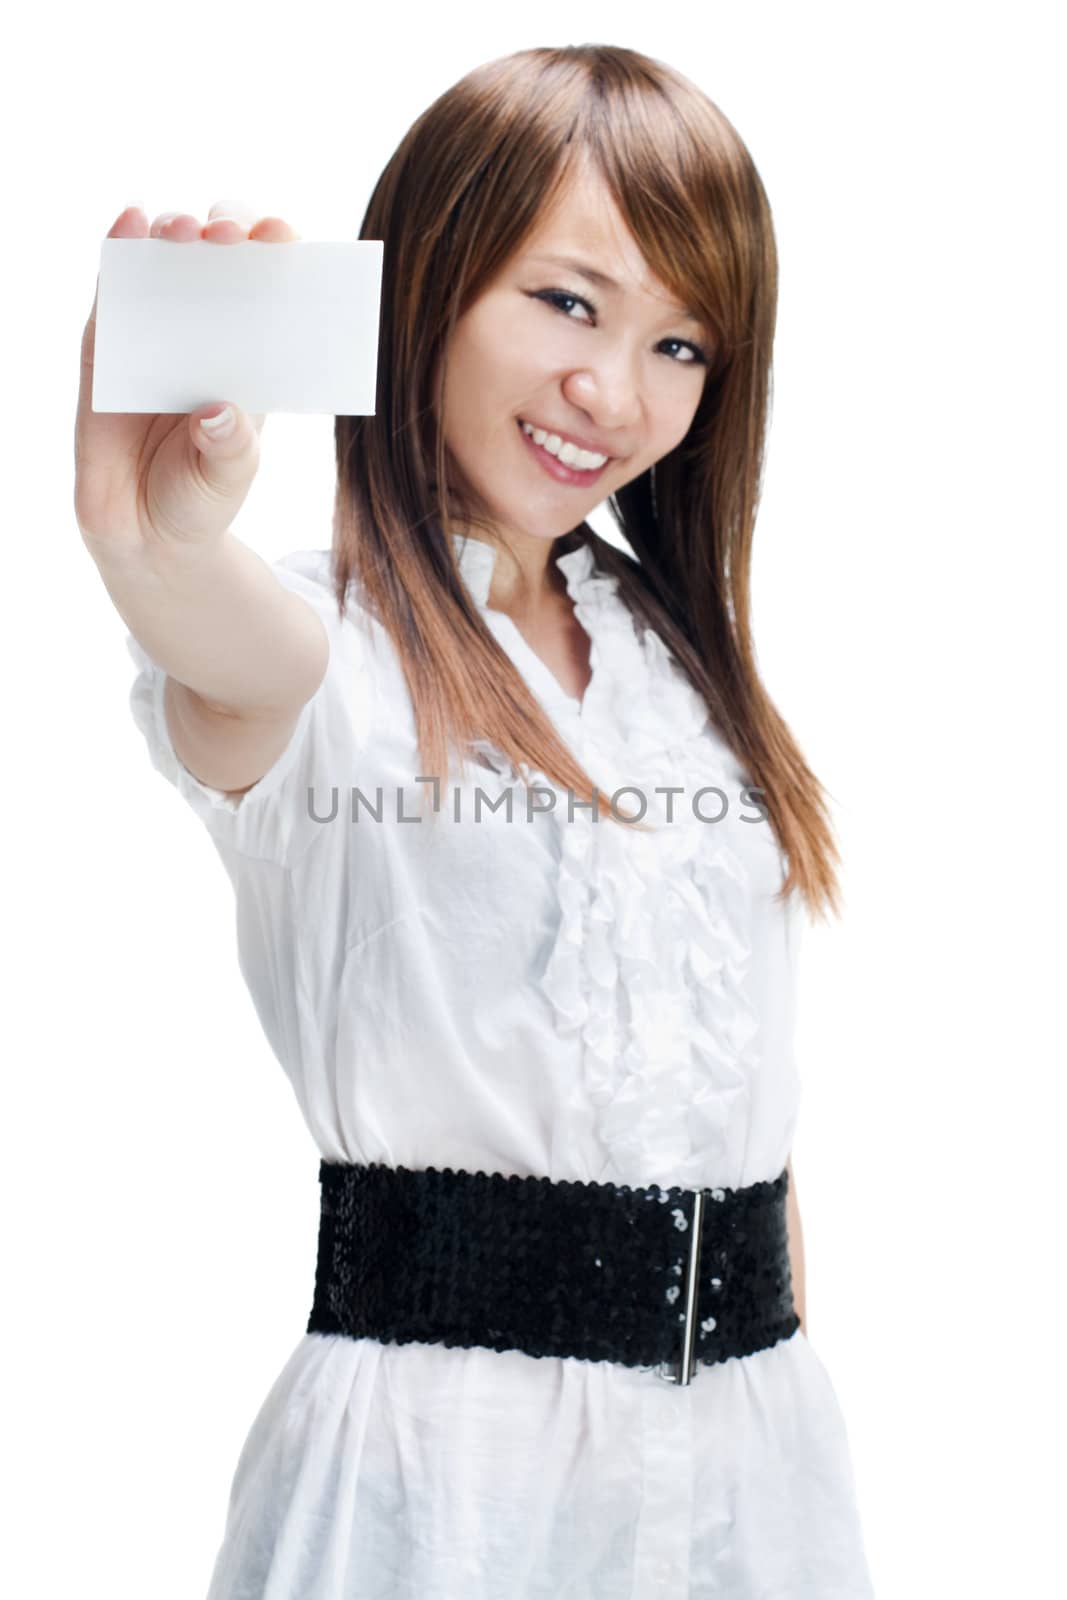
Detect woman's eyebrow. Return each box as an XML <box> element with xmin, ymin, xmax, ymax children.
<box><xmin>526</xmin><ymin>252</ymin><xmax>701</xmax><ymax>324</ymax></box>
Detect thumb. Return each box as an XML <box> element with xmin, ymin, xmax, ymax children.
<box><xmin>191</xmin><ymin>402</ymin><xmax>261</xmax><ymax>490</ymax></box>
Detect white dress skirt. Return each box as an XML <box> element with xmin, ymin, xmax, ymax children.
<box><xmin>125</xmin><ymin>532</ymin><xmax>877</xmax><ymax>1598</ymax></box>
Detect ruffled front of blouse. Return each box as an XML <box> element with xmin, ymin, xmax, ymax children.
<box><xmin>532</xmin><ymin>539</ymin><xmax>765</xmax><ymax>1190</ymax></box>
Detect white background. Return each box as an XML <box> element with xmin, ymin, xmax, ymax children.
<box><xmin>4</xmin><ymin>3</ymin><xmax>1063</xmax><ymax>1595</ymax></box>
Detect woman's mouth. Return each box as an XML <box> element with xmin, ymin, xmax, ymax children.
<box><xmin>516</xmin><ymin>418</ymin><xmax>612</xmax><ymax>486</ymax></box>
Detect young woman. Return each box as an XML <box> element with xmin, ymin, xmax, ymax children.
<box><xmin>76</xmin><ymin>43</ymin><xmax>876</xmax><ymax>1600</ymax></box>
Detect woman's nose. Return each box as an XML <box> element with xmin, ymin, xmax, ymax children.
<box><xmin>562</xmin><ymin>353</ymin><xmax>644</xmax><ymax>432</ymax></box>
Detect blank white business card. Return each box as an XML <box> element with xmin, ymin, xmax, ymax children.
<box><xmin>92</xmin><ymin>238</ymin><xmax>383</xmax><ymax>415</ymax></box>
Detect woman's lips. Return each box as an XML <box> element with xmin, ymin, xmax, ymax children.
<box><xmin>516</xmin><ymin>418</ymin><xmax>611</xmax><ymax>486</ymax></box>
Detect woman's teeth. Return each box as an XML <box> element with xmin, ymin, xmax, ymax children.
<box><xmin>520</xmin><ymin>420</ymin><xmax>608</xmax><ymax>471</ymax></box>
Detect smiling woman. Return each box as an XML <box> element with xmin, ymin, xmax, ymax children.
<box><xmin>111</xmin><ymin>39</ymin><xmax>875</xmax><ymax>1600</ymax></box>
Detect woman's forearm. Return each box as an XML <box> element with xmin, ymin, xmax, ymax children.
<box><xmin>87</xmin><ymin>527</ymin><xmax>327</xmax><ymax>718</ymax></box>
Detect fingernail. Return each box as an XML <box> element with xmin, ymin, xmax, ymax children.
<box><xmin>200</xmin><ymin>406</ymin><xmax>235</xmax><ymax>438</ymax></box>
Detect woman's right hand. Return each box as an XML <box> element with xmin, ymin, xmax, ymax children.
<box><xmin>74</xmin><ymin>200</ymin><xmax>300</xmax><ymax>560</ymax></box>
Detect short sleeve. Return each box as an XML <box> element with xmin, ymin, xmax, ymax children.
<box><xmin>125</xmin><ymin>548</ymin><xmax>374</xmax><ymax>866</ymax></box>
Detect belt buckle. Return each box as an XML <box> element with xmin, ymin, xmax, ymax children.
<box><xmin>655</xmin><ymin>1186</ymin><xmax>707</xmax><ymax>1387</ymax></box>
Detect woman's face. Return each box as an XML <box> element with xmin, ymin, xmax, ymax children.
<box><xmin>438</xmin><ymin>161</ymin><xmax>713</xmax><ymax>548</ymax></box>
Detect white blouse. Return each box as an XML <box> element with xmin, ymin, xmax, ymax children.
<box><xmin>125</xmin><ymin>531</ymin><xmax>876</xmax><ymax>1598</ymax></box>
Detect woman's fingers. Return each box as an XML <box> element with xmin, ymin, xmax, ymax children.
<box><xmin>206</xmin><ymin>199</ymin><xmax>300</xmax><ymax>241</ymax></box>
<box><xmin>206</xmin><ymin>199</ymin><xmax>300</xmax><ymax>242</ymax></box>
<box><xmin>137</xmin><ymin>202</ymin><xmax>299</xmax><ymax>243</ymax></box>
<box><xmin>109</xmin><ymin>204</ymin><xmax>149</xmax><ymax>239</ymax></box>
<box><xmin>150</xmin><ymin>211</ymin><xmax>200</xmax><ymax>239</ymax></box>
<box><xmin>249</xmin><ymin>216</ymin><xmax>301</xmax><ymax>241</ymax></box>
<box><xmin>205</xmin><ymin>199</ymin><xmax>259</xmax><ymax>241</ymax></box>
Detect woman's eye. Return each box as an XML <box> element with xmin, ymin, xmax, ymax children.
<box><xmin>660</xmin><ymin>338</ymin><xmax>707</xmax><ymax>365</ymax></box>
<box><xmin>530</xmin><ymin>288</ymin><xmax>708</xmax><ymax>366</ymax></box>
<box><xmin>534</xmin><ymin>288</ymin><xmax>594</xmax><ymax>322</ymax></box>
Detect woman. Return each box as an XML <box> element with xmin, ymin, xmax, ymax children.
<box><xmin>76</xmin><ymin>42</ymin><xmax>876</xmax><ymax>1600</ymax></box>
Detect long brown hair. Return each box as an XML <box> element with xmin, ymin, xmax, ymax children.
<box><xmin>331</xmin><ymin>43</ymin><xmax>842</xmax><ymax>921</ymax></box>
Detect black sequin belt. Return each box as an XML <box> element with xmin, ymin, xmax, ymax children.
<box><xmin>306</xmin><ymin>1161</ymin><xmax>800</xmax><ymax>1386</ymax></box>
